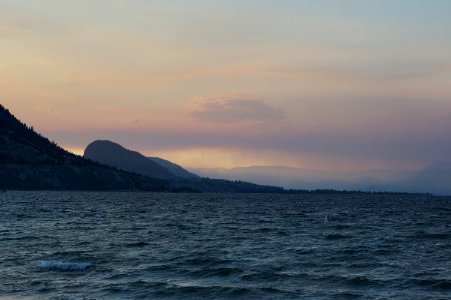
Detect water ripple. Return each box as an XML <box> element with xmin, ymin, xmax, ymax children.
<box><xmin>0</xmin><ymin>192</ymin><xmax>450</xmax><ymax>299</ymax></box>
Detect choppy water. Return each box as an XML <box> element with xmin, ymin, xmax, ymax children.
<box><xmin>0</xmin><ymin>192</ymin><xmax>450</xmax><ymax>299</ymax></box>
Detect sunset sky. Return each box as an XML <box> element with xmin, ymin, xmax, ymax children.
<box><xmin>1</xmin><ymin>0</ymin><xmax>451</xmax><ymax>170</ymax></box>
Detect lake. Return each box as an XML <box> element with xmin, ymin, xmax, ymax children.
<box><xmin>0</xmin><ymin>192</ymin><xmax>450</xmax><ymax>299</ymax></box>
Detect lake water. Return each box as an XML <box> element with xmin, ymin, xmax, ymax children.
<box><xmin>0</xmin><ymin>192</ymin><xmax>450</xmax><ymax>299</ymax></box>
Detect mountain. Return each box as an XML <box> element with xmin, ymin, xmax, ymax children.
<box><xmin>84</xmin><ymin>140</ymin><xmax>197</xmax><ymax>179</ymax></box>
<box><xmin>0</xmin><ymin>105</ymin><xmax>167</xmax><ymax>191</ymax></box>
<box><xmin>388</xmin><ymin>161</ymin><xmax>451</xmax><ymax>196</ymax></box>
<box><xmin>148</xmin><ymin>157</ymin><xmax>198</xmax><ymax>179</ymax></box>
<box><xmin>192</xmin><ymin>166</ymin><xmax>410</xmax><ymax>191</ymax></box>
<box><xmin>193</xmin><ymin>163</ymin><xmax>451</xmax><ymax>195</ymax></box>
<box><xmin>83</xmin><ymin>141</ymin><xmax>288</xmax><ymax>193</ymax></box>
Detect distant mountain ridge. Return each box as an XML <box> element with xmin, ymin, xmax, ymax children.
<box><xmin>193</xmin><ymin>163</ymin><xmax>451</xmax><ymax>195</ymax></box>
<box><xmin>84</xmin><ymin>140</ymin><xmax>198</xmax><ymax>179</ymax></box>
<box><xmin>388</xmin><ymin>161</ymin><xmax>451</xmax><ymax>195</ymax></box>
<box><xmin>192</xmin><ymin>166</ymin><xmax>409</xmax><ymax>190</ymax></box>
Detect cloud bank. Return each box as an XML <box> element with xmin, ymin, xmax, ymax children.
<box><xmin>191</xmin><ymin>96</ymin><xmax>286</xmax><ymax>123</ymax></box>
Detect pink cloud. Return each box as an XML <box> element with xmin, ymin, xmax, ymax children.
<box><xmin>191</xmin><ymin>96</ymin><xmax>286</xmax><ymax>123</ymax></box>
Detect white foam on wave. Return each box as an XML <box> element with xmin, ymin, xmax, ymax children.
<box><xmin>38</xmin><ymin>261</ymin><xmax>91</xmax><ymax>271</ymax></box>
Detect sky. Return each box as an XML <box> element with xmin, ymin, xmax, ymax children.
<box><xmin>1</xmin><ymin>0</ymin><xmax>451</xmax><ymax>170</ymax></box>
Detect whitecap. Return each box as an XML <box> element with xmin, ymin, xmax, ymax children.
<box><xmin>38</xmin><ymin>261</ymin><xmax>91</xmax><ymax>271</ymax></box>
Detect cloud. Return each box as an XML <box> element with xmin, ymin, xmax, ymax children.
<box><xmin>191</xmin><ymin>96</ymin><xmax>286</xmax><ymax>123</ymax></box>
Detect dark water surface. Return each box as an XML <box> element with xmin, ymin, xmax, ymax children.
<box><xmin>0</xmin><ymin>192</ymin><xmax>450</xmax><ymax>299</ymax></box>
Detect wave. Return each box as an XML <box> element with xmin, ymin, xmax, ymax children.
<box><xmin>181</xmin><ymin>267</ymin><xmax>244</xmax><ymax>277</ymax></box>
<box><xmin>38</xmin><ymin>261</ymin><xmax>91</xmax><ymax>271</ymax></box>
<box><xmin>124</xmin><ymin>241</ymin><xmax>149</xmax><ymax>248</ymax></box>
<box><xmin>412</xmin><ymin>278</ymin><xmax>451</xmax><ymax>290</ymax></box>
<box><xmin>413</xmin><ymin>231</ymin><xmax>450</xmax><ymax>239</ymax></box>
<box><xmin>324</xmin><ymin>233</ymin><xmax>349</xmax><ymax>240</ymax></box>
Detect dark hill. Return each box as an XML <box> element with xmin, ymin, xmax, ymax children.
<box><xmin>84</xmin><ymin>140</ymin><xmax>178</xmax><ymax>179</ymax></box>
<box><xmin>84</xmin><ymin>140</ymin><xmax>197</xmax><ymax>179</ymax></box>
<box><xmin>0</xmin><ymin>104</ymin><xmax>167</xmax><ymax>191</ymax></box>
